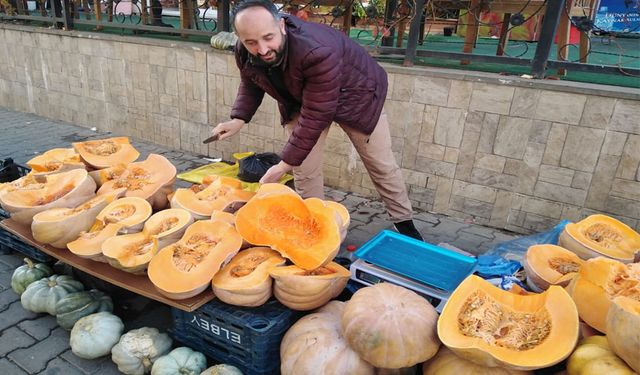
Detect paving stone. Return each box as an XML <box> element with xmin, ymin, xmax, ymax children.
<box><xmin>8</xmin><ymin>327</ymin><xmax>70</xmax><ymax>374</ymax></box>
<box><xmin>0</xmin><ymin>326</ymin><xmax>36</xmax><ymax>357</ymax></box>
<box><xmin>18</xmin><ymin>315</ymin><xmax>59</xmax><ymax>341</ymax></box>
<box><xmin>0</xmin><ymin>254</ymin><xmax>25</xmax><ymax>269</ymax></box>
<box><xmin>40</xmin><ymin>357</ymin><xmax>86</xmax><ymax>375</ymax></box>
<box><xmin>0</xmin><ymin>300</ymin><xmax>40</xmax><ymax>332</ymax></box>
<box><xmin>0</xmin><ymin>358</ymin><xmax>28</xmax><ymax>375</ymax></box>
<box><xmin>61</xmin><ymin>350</ymin><xmax>118</xmax><ymax>375</ymax></box>
<box><xmin>0</xmin><ymin>288</ymin><xmax>20</xmax><ymax>310</ymax></box>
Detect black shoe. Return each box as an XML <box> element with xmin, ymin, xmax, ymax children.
<box><xmin>394</xmin><ymin>220</ymin><xmax>424</xmax><ymax>241</ymax></box>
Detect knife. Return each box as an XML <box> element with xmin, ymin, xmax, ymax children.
<box><xmin>202</xmin><ymin>133</ymin><xmax>220</xmax><ymax>144</ymax></box>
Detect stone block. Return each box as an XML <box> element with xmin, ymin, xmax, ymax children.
<box><xmin>524</xmin><ymin>142</ymin><xmax>545</xmax><ymax>166</ymax></box>
<box><xmin>417</xmin><ymin>142</ymin><xmax>445</xmax><ymax>160</ymax></box>
<box><xmin>538</xmin><ymin>165</ymin><xmax>575</xmax><ymax>186</ymax></box>
<box><xmin>560</xmin><ymin>126</ymin><xmax>605</xmax><ymax>172</ymax></box>
<box><xmin>489</xmin><ymin>191</ymin><xmax>514</xmax><ymax>228</ymax></box>
<box><xmin>416</xmin><ymin>157</ymin><xmax>456</xmax><ymax>178</ymax></box>
<box><xmin>572</xmin><ymin>171</ymin><xmax>593</xmax><ymax>190</ymax></box>
<box><xmin>602</xmin><ymin>131</ymin><xmax>627</xmax><ymax>156</ymax></box>
<box><xmin>542</xmin><ymin>123</ymin><xmax>568</xmax><ymax>165</ymax></box>
<box><xmin>504</xmin><ymin>158</ymin><xmax>523</xmax><ymax>176</ymax></box>
<box><xmin>409</xmin><ymin>185</ymin><xmax>435</xmax><ymax>205</ymax></box>
<box><xmin>391</xmin><ymin>74</ymin><xmax>415</xmax><ymax>101</ymax></box>
<box><xmin>617</xmin><ymin>134</ymin><xmax>640</xmax><ymax>180</ymax></box>
<box><xmin>561</xmin><ymin>205</ymin><xmax>583</xmax><ymax>222</ymax></box>
<box><xmin>17</xmin><ymin>315</ymin><xmax>58</xmax><ymax>341</ymax></box>
<box><xmin>0</xmin><ymin>359</ymin><xmax>27</xmax><ymax>375</ymax></box>
<box><xmin>434</xmin><ymin>177</ymin><xmax>454</xmax><ymax>213</ymax></box>
<box><xmin>494</xmin><ymin>116</ymin><xmax>533</xmax><ymax>159</ymax></box>
<box><xmin>452</xmin><ymin>180</ymin><xmax>497</xmax><ymax>203</ymax></box>
<box><xmin>510</xmin><ymin>87</ymin><xmax>540</xmax><ymax>118</ymax></box>
<box><xmin>610</xmin><ymin>178</ymin><xmax>640</xmax><ymax>201</ymax></box>
<box><xmin>0</xmin><ymin>326</ymin><xmax>35</xmax><ymax>357</ymax></box>
<box><xmin>403</xmin><ymin>169</ymin><xmax>429</xmax><ymax>187</ymax></box>
<box><xmin>419</xmin><ymin>105</ymin><xmax>438</xmax><ymax>143</ymax></box>
<box><xmin>469</xmin><ymin>168</ymin><xmax>519</xmax><ymax>191</ymax></box>
<box><xmin>413</xmin><ymin>76</ymin><xmax>450</xmax><ymax>106</ymax></box>
<box><xmin>460</xmin><ymin>198</ymin><xmax>494</xmax><ymax>219</ymax></box>
<box><xmin>609</xmin><ymin>99</ymin><xmax>640</xmax><ymax>134</ymax></box>
<box><xmin>8</xmin><ymin>326</ymin><xmax>70</xmax><ymax>373</ymax></box>
<box><xmin>434</xmin><ymin>107</ymin><xmax>465</xmax><ymax>147</ymax></box>
<box><xmin>385</xmin><ymin>101</ymin><xmax>425</xmax><ymax>139</ymax></box>
<box><xmin>535</xmin><ymin>91</ymin><xmax>586</xmax><ymax>125</ymax></box>
<box><xmin>529</xmin><ymin>120</ymin><xmax>552</xmax><ymax>143</ymax></box>
<box><xmin>605</xmin><ymin>196</ymin><xmax>640</xmax><ymax>218</ymax></box>
<box><xmin>208</xmin><ymin>51</ymin><xmax>229</xmax><ymax>75</ymax></box>
<box><xmin>477</xmin><ymin>113</ymin><xmax>500</xmax><ymax>153</ymax></box>
<box><xmin>176</xmin><ymin>49</ymin><xmax>207</xmax><ymax>73</ymax></box>
<box><xmin>534</xmin><ymin>181</ymin><xmax>587</xmax><ymax>206</ymax></box>
<box><xmin>447</xmin><ymin>80</ymin><xmax>473</xmax><ymax>109</ymax></box>
<box><xmin>474</xmin><ymin>153</ymin><xmax>506</xmax><ymax>173</ymax></box>
<box><xmin>523</xmin><ymin>197</ymin><xmax>563</xmax><ymax>218</ymax></box>
<box><xmin>469</xmin><ymin>83</ymin><xmax>514</xmax><ymax>115</ymax></box>
<box><xmin>523</xmin><ymin>212</ymin><xmax>559</xmax><ymax>233</ymax></box>
<box><xmin>580</xmin><ymin>96</ymin><xmax>616</xmax><ymax>128</ymax></box>
<box><xmin>444</xmin><ymin>147</ymin><xmax>460</xmax><ymax>163</ymax></box>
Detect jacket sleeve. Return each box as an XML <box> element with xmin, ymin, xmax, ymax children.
<box><xmin>281</xmin><ymin>46</ymin><xmax>340</xmax><ymax>166</ymax></box>
<box><xmin>230</xmin><ymin>49</ymin><xmax>265</xmax><ymax>123</ymax></box>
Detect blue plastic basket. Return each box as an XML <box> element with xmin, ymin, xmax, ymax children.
<box><xmin>355</xmin><ymin>230</ymin><xmax>477</xmax><ymax>293</ymax></box>
<box><xmin>171</xmin><ymin>298</ymin><xmax>297</xmax><ymax>375</ymax></box>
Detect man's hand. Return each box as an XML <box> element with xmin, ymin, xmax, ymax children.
<box><xmin>260</xmin><ymin>161</ymin><xmax>292</xmax><ymax>184</ymax></box>
<box><xmin>211</xmin><ymin>118</ymin><xmax>246</xmax><ymax>140</ymax></box>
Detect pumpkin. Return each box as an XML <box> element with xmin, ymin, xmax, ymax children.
<box><xmin>20</xmin><ymin>274</ymin><xmax>84</xmax><ymax>315</ymax></box>
<box><xmin>559</xmin><ymin>214</ymin><xmax>640</xmax><ymax>263</ymax></box>
<box><xmin>566</xmin><ymin>258</ymin><xmax>640</xmax><ymax>333</ymax></box>
<box><xmin>11</xmin><ymin>258</ymin><xmax>54</xmax><ymax>295</ymax></box>
<box><xmin>212</xmin><ymin>247</ymin><xmax>285</xmax><ymax>307</ymax></box>
<box><xmin>437</xmin><ymin>275</ymin><xmax>579</xmax><ymax>371</ymax></box>
<box><xmin>324</xmin><ymin>200</ymin><xmax>350</xmax><ymax>241</ymax></box>
<box><xmin>566</xmin><ymin>335</ymin><xmax>635</xmax><ymax>375</ymax></box>
<box><xmin>523</xmin><ymin>244</ymin><xmax>584</xmax><ymax>291</ymax></box>
<box><xmin>342</xmin><ymin>283</ymin><xmax>440</xmax><ymax>369</ymax></box>
<box><xmin>67</xmin><ymin>196</ymin><xmax>152</xmax><ymax>261</ymax></box>
<box><xmin>422</xmin><ymin>347</ymin><xmax>532</xmax><ymax>375</ymax></box>
<box><xmin>148</xmin><ymin>219</ymin><xmax>243</xmax><ymax>299</ymax></box>
<box><xmin>97</xmin><ymin>154</ymin><xmax>176</xmax><ymax>210</ymax></box>
<box><xmin>235</xmin><ymin>185</ymin><xmax>341</xmax><ymax>270</ymax></box>
<box><xmin>200</xmin><ymin>364</ymin><xmax>244</xmax><ymax>375</ymax></box>
<box><xmin>70</xmin><ymin>311</ymin><xmax>124</xmax><ymax>359</ymax></box>
<box><xmin>606</xmin><ymin>296</ymin><xmax>640</xmax><ymax>372</ymax></box>
<box><xmin>151</xmin><ymin>347</ymin><xmax>207</xmax><ymax>375</ymax></box>
<box><xmin>171</xmin><ymin>176</ymin><xmax>255</xmax><ymax>220</ymax></box>
<box><xmin>27</xmin><ymin>148</ymin><xmax>86</xmax><ymax>176</ymax></box>
<box><xmin>31</xmin><ymin>188</ymin><xmax>126</xmax><ymax>248</ymax></box>
<box><xmin>0</xmin><ymin>173</ymin><xmax>47</xmax><ymax>200</ymax></box>
<box><xmin>88</xmin><ymin>163</ymin><xmax>127</xmax><ymax>187</ymax></box>
<box><xmin>281</xmin><ymin>300</ymin><xmax>375</xmax><ymax>375</ymax></box>
<box><xmin>111</xmin><ymin>327</ymin><xmax>173</xmax><ymax>375</ymax></box>
<box><xmin>55</xmin><ymin>289</ymin><xmax>113</xmax><ymax>330</ymax></box>
<box><xmin>101</xmin><ymin>208</ymin><xmax>193</xmax><ymax>274</ymax></box>
<box><xmin>269</xmin><ymin>261</ymin><xmax>350</xmax><ymax>311</ymax></box>
<box><xmin>72</xmin><ymin>137</ymin><xmax>140</xmax><ymax>169</ymax></box>
<box><xmin>0</xmin><ymin>168</ymin><xmax>96</xmax><ymax>225</ymax></box>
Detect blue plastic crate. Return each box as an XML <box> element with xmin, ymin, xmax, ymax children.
<box><xmin>171</xmin><ymin>298</ymin><xmax>297</xmax><ymax>375</ymax></box>
<box><xmin>0</xmin><ymin>228</ymin><xmax>54</xmax><ymax>263</ymax></box>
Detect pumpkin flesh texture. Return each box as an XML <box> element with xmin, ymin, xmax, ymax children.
<box><xmin>27</xmin><ymin>148</ymin><xmax>86</xmax><ymax>176</ymax></box>
<box><xmin>566</xmin><ymin>258</ymin><xmax>640</xmax><ymax>333</ymax></box>
<box><xmin>523</xmin><ymin>244</ymin><xmax>584</xmax><ymax>290</ymax></box>
<box><xmin>422</xmin><ymin>347</ymin><xmax>532</xmax><ymax>375</ymax></box>
<box><xmin>270</xmin><ymin>261</ymin><xmax>350</xmax><ymax>311</ymax></box>
<box><xmin>235</xmin><ymin>191</ymin><xmax>341</xmax><ymax>270</ymax></box>
<box><xmin>281</xmin><ymin>301</ymin><xmax>375</xmax><ymax>375</ymax></box>
<box><xmin>55</xmin><ymin>289</ymin><xmax>114</xmax><ymax>330</ymax></box>
<box><xmin>171</xmin><ymin>176</ymin><xmax>254</xmax><ymax>220</ymax></box>
<box><xmin>67</xmin><ymin>197</ymin><xmax>153</xmax><ymax>260</ymax></box>
<box><xmin>70</xmin><ymin>311</ymin><xmax>125</xmax><ymax>359</ymax></box>
<box><xmin>97</xmin><ymin>154</ymin><xmax>176</xmax><ymax>210</ymax></box>
<box><xmin>606</xmin><ymin>296</ymin><xmax>640</xmax><ymax>372</ymax></box>
<box><xmin>150</xmin><ymin>347</ymin><xmax>207</xmax><ymax>375</ymax></box>
<box><xmin>20</xmin><ymin>275</ymin><xmax>84</xmax><ymax>315</ymax></box>
<box><xmin>437</xmin><ymin>275</ymin><xmax>579</xmax><ymax>371</ymax></box>
<box><xmin>559</xmin><ymin>214</ymin><xmax>640</xmax><ymax>263</ymax></box>
<box><xmin>73</xmin><ymin>137</ymin><xmax>140</xmax><ymax>169</ymax></box>
<box><xmin>111</xmin><ymin>327</ymin><xmax>172</xmax><ymax>375</ymax></box>
<box><xmin>148</xmin><ymin>219</ymin><xmax>243</xmax><ymax>300</ymax></box>
<box><xmin>0</xmin><ymin>169</ymin><xmax>96</xmax><ymax>225</ymax></box>
<box><xmin>11</xmin><ymin>258</ymin><xmax>54</xmax><ymax>295</ymax></box>
<box><xmin>31</xmin><ymin>188</ymin><xmax>125</xmax><ymax>248</ymax></box>
<box><xmin>212</xmin><ymin>247</ymin><xmax>285</xmax><ymax>307</ymax></box>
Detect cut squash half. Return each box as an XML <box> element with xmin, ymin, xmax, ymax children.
<box><xmin>72</xmin><ymin>137</ymin><xmax>140</xmax><ymax>169</ymax></box>
<box><xmin>523</xmin><ymin>244</ymin><xmax>584</xmax><ymax>291</ymax></box>
<box><xmin>27</xmin><ymin>148</ymin><xmax>86</xmax><ymax>176</ymax></box>
<box><xmin>171</xmin><ymin>176</ymin><xmax>255</xmax><ymax>220</ymax></box>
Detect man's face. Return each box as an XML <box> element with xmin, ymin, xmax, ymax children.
<box><xmin>234</xmin><ymin>7</ymin><xmax>286</xmax><ymax>65</ymax></box>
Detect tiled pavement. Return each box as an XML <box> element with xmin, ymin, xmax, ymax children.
<box><xmin>0</xmin><ymin>106</ymin><xmax>519</xmax><ymax>374</ymax></box>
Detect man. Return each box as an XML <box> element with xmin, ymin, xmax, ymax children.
<box><xmin>210</xmin><ymin>0</ymin><xmax>423</xmax><ymax>241</ymax></box>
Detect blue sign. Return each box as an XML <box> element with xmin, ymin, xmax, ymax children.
<box><xmin>594</xmin><ymin>0</ymin><xmax>640</xmax><ymax>33</ymax></box>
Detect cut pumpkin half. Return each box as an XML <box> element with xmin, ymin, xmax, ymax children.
<box><xmin>170</xmin><ymin>176</ymin><xmax>255</xmax><ymax>220</ymax></box>
<box><xmin>72</xmin><ymin>137</ymin><xmax>140</xmax><ymax>169</ymax></box>
<box><xmin>27</xmin><ymin>148</ymin><xmax>86</xmax><ymax>176</ymax></box>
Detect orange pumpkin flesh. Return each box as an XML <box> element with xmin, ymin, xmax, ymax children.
<box><xmin>27</xmin><ymin>148</ymin><xmax>85</xmax><ymax>176</ymax></box>
<box><xmin>212</xmin><ymin>247</ymin><xmax>286</xmax><ymax>307</ymax></box>
<box><xmin>437</xmin><ymin>275</ymin><xmax>579</xmax><ymax>371</ymax></box>
<box><xmin>269</xmin><ymin>262</ymin><xmax>350</xmax><ymax>311</ymax></box>
<box><xmin>97</xmin><ymin>154</ymin><xmax>176</xmax><ymax>210</ymax></box>
<box><xmin>171</xmin><ymin>176</ymin><xmax>255</xmax><ymax>220</ymax></box>
<box><xmin>72</xmin><ymin>137</ymin><xmax>140</xmax><ymax>168</ymax></box>
<box><xmin>523</xmin><ymin>244</ymin><xmax>584</xmax><ymax>291</ymax></box>
<box><xmin>148</xmin><ymin>219</ymin><xmax>243</xmax><ymax>300</ymax></box>
<box><xmin>235</xmin><ymin>190</ymin><xmax>341</xmax><ymax>270</ymax></box>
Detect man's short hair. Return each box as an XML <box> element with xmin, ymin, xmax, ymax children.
<box><xmin>231</xmin><ymin>0</ymin><xmax>280</xmax><ymax>29</ymax></box>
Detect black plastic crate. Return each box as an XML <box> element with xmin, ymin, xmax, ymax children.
<box><xmin>0</xmin><ymin>158</ymin><xmax>30</xmax><ymax>220</ymax></box>
<box><xmin>0</xmin><ymin>228</ymin><xmax>54</xmax><ymax>263</ymax></box>
<box><xmin>171</xmin><ymin>298</ymin><xmax>298</xmax><ymax>375</ymax></box>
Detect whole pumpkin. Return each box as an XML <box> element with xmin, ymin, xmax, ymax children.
<box><xmin>20</xmin><ymin>274</ymin><xmax>84</xmax><ymax>315</ymax></box>
<box><xmin>422</xmin><ymin>347</ymin><xmax>532</xmax><ymax>375</ymax></box>
<box><xmin>11</xmin><ymin>258</ymin><xmax>53</xmax><ymax>295</ymax></box>
<box><xmin>151</xmin><ymin>347</ymin><xmax>207</xmax><ymax>375</ymax></box>
<box><xmin>200</xmin><ymin>364</ymin><xmax>244</xmax><ymax>375</ymax></box>
<box><xmin>70</xmin><ymin>311</ymin><xmax>124</xmax><ymax>359</ymax></box>
<box><xmin>566</xmin><ymin>335</ymin><xmax>635</xmax><ymax>375</ymax></box>
<box><xmin>55</xmin><ymin>289</ymin><xmax>113</xmax><ymax>330</ymax></box>
<box><xmin>111</xmin><ymin>327</ymin><xmax>173</xmax><ymax>375</ymax></box>
<box><xmin>342</xmin><ymin>283</ymin><xmax>440</xmax><ymax>369</ymax></box>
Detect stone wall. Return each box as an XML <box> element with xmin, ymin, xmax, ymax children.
<box><xmin>1</xmin><ymin>24</ymin><xmax>639</xmax><ymax>233</ymax></box>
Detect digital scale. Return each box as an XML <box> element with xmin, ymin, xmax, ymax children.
<box><xmin>349</xmin><ymin>230</ymin><xmax>478</xmax><ymax>313</ymax></box>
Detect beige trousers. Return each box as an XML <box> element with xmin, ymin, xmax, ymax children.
<box><xmin>285</xmin><ymin>111</ymin><xmax>414</xmax><ymax>222</ymax></box>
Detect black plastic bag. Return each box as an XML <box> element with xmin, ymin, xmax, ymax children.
<box><xmin>237</xmin><ymin>152</ymin><xmax>282</xmax><ymax>183</ymax></box>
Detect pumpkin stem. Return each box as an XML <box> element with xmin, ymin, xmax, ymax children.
<box><xmin>24</xmin><ymin>258</ymin><xmax>34</xmax><ymax>268</ymax></box>
<box><xmin>142</xmin><ymin>357</ymin><xmax>152</xmax><ymax>369</ymax></box>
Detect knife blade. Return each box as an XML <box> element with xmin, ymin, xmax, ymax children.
<box><xmin>202</xmin><ymin>133</ymin><xmax>220</xmax><ymax>144</ymax></box>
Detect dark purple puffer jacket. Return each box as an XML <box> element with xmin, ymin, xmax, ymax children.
<box><xmin>230</xmin><ymin>15</ymin><xmax>388</xmax><ymax>167</ymax></box>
